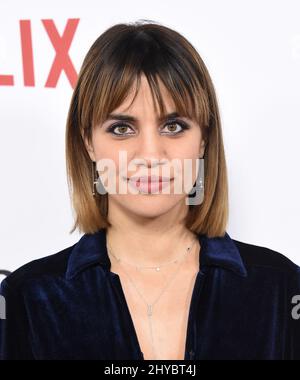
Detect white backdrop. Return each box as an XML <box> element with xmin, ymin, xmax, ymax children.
<box><xmin>0</xmin><ymin>0</ymin><xmax>299</xmax><ymax>279</ymax></box>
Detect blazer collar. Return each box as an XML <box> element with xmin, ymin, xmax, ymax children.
<box><xmin>66</xmin><ymin>229</ymin><xmax>248</xmax><ymax>280</ymax></box>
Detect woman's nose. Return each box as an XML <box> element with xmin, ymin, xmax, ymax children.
<box><xmin>134</xmin><ymin>128</ymin><xmax>167</xmax><ymax>163</ymax></box>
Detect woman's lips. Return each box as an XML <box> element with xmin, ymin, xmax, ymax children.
<box><xmin>130</xmin><ymin>176</ymin><xmax>172</xmax><ymax>183</ymax></box>
<box><xmin>127</xmin><ymin>176</ymin><xmax>174</xmax><ymax>193</ymax></box>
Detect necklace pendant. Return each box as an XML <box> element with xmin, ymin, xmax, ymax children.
<box><xmin>147</xmin><ymin>305</ymin><xmax>153</xmax><ymax>316</ymax></box>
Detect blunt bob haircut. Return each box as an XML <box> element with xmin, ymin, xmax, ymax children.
<box><xmin>65</xmin><ymin>19</ymin><xmax>229</xmax><ymax>238</ymax></box>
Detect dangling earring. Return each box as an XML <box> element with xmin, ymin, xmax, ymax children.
<box><xmin>92</xmin><ymin>161</ymin><xmax>97</xmax><ymax>196</ymax></box>
<box><xmin>92</xmin><ymin>161</ymin><xmax>107</xmax><ymax>196</ymax></box>
<box><xmin>197</xmin><ymin>157</ymin><xmax>204</xmax><ymax>191</ymax></box>
<box><xmin>187</xmin><ymin>157</ymin><xmax>205</xmax><ymax>206</ymax></box>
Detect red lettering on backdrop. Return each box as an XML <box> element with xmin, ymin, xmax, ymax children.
<box><xmin>42</xmin><ymin>19</ymin><xmax>79</xmax><ymax>88</ymax></box>
<box><xmin>0</xmin><ymin>74</ymin><xmax>14</xmax><ymax>86</ymax></box>
<box><xmin>20</xmin><ymin>20</ymin><xmax>35</xmax><ymax>86</ymax></box>
<box><xmin>0</xmin><ymin>18</ymin><xmax>79</xmax><ymax>88</ymax></box>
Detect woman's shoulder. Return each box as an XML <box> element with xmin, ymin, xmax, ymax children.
<box><xmin>232</xmin><ymin>237</ymin><xmax>300</xmax><ymax>277</ymax></box>
<box><xmin>1</xmin><ymin>243</ymin><xmax>76</xmax><ymax>293</ymax></box>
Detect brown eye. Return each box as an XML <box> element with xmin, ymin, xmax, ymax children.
<box><xmin>116</xmin><ymin>126</ymin><xmax>129</xmax><ymax>134</ymax></box>
<box><xmin>161</xmin><ymin>120</ymin><xmax>190</xmax><ymax>135</ymax></box>
<box><xmin>106</xmin><ymin>123</ymin><xmax>135</xmax><ymax>136</ymax></box>
<box><xmin>166</xmin><ymin>124</ymin><xmax>178</xmax><ymax>132</ymax></box>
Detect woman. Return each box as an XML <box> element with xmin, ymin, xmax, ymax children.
<box><xmin>1</xmin><ymin>20</ymin><xmax>300</xmax><ymax>360</ymax></box>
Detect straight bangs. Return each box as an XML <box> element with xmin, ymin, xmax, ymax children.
<box><xmin>79</xmin><ymin>24</ymin><xmax>210</xmax><ymax>148</ymax></box>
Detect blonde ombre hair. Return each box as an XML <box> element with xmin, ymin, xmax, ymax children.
<box><xmin>65</xmin><ymin>20</ymin><xmax>229</xmax><ymax>238</ymax></box>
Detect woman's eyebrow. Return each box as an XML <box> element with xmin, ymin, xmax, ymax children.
<box><xmin>105</xmin><ymin>111</ymin><xmax>182</xmax><ymax>123</ymax></box>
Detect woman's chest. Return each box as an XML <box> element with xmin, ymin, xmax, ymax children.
<box><xmin>116</xmin><ymin>267</ymin><xmax>199</xmax><ymax>360</ymax></box>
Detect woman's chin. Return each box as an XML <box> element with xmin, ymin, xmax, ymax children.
<box><xmin>110</xmin><ymin>193</ymin><xmax>185</xmax><ymax>219</ymax></box>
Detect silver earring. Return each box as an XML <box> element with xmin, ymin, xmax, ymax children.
<box><xmin>92</xmin><ymin>161</ymin><xmax>97</xmax><ymax>196</ymax></box>
<box><xmin>187</xmin><ymin>157</ymin><xmax>205</xmax><ymax>206</ymax></box>
<box><xmin>92</xmin><ymin>161</ymin><xmax>107</xmax><ymax>196</ymax></box>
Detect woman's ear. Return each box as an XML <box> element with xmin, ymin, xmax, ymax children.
<box><xmin>83</xmin><ymin>135</ymin><xmax>96</xmax><ymax>162</ymax></box>
<box><xmin>199</xmin><ymin>139</ymin><xmax>206</xmax><ymax>158</ymax></box>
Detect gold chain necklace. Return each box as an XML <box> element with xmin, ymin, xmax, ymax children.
<box><xmin>106</xmin><ymin>238</ymin><xmax>198</xmax><ymax>359</ymax></box>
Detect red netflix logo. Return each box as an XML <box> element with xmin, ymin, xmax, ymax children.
<box><xmin>0</xmin><ymin>18</ymin><xmax>79</xmax><ymax>89</ymax></box>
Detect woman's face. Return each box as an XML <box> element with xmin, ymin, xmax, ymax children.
<box><xmin>85</xmin><ymin>74</ymin><xmax>206</xmax><ymax>220</ymax></box>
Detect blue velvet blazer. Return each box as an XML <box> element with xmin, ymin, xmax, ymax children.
<box><xmin>1</xmin><ymin>229</ymin><xmax>300</xmax><ymax>360</ymax></box>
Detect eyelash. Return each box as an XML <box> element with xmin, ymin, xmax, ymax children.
<box><xmin>106</xmin><ymin>119</ymin><xmax>191</xmax><ymax>137</ymax></box>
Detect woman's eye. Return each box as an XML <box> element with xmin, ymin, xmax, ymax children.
<box><xmin>161</xmin><ymin>121</ymin><xmax>190</xmax><ymax>135</ymax></box>
<box><xmin>106</xmin><ymin>124</ymin><xmax>135</xmax><ymax>136</ymax></box>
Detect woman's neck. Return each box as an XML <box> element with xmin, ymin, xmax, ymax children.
<box><xmin>106</xmin><ymin>201</ymin><xmax>199</xmax><ymax>267</ymax></box>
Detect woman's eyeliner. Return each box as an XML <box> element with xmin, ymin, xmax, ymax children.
<box><xmin>105</xmin><ymin>119</ymin><xmax>191</xmax><ymax>137</ymax></box>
